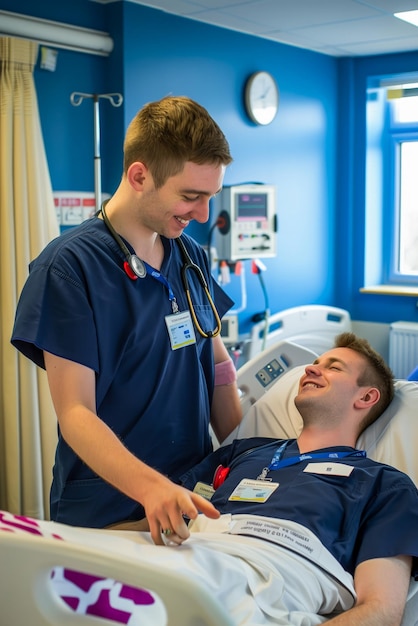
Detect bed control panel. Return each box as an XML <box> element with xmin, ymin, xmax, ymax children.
<box><xmin>236</xmin><ymin>341</ymin><xmax>317</xmax><ymax>417</ymax></box>
<box><xmin>255</xmin><ymin>358</ymin><xmax>285</xmax><ymax>387</ymax></box>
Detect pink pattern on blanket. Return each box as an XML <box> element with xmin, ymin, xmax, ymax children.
<box><xmin>0</xmin><ymin>510</ymin><xmax>63</xmax><ymax>539</ymax></box>
<box><xmin>0</xmin><ymin>511</ymin><xmax>164</xmax><ymax>625</ymax></box>
<box><xmin>52</xmin><ymin>566</ymin><xmax>157</xmax><ymax>624</ymax></box>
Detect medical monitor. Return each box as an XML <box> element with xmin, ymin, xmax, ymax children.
<box><xmin>213</xmin><ymin>184</ymin><xmax>277</xmax><ymax>261</ymax></box>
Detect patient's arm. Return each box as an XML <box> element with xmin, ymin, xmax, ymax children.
<box><xmin>326</xmin><ymin>555</ymin><xmax>412</xmax><ymax>625</ymax></box>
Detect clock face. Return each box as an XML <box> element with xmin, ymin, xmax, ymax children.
<box><xmin>245</xmin><ymin>71</ymin><xmax>279</xmax><ymax>125</ymax></box>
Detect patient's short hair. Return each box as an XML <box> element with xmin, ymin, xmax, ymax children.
<box><xmin>123</xmin><ymin>96</ymin><xmax>232</xmax><ymax>187</ymax></box>
<box><xmin>334</xmin><ymin>332</ymin><xmax>394</xmax><ymax>431</ymax></box>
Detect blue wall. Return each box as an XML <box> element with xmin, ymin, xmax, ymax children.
<box><xmin>118</xmin><ymin>3</ymin><xmax>338</xmax><ymax>334</ymax></box>
<box><xmin>2</xmin><ymin>0</ymin><xmax>418</xmax><ymax>334</ymax></box>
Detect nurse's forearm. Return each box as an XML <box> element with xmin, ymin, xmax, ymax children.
<box><xmin>58</xmin><ymin>405</ymin><xmax>221</xmax><ymax>542</ymax></box>
<box><xmin>43</xmin><ymin>349</ymin><xmax>216</xmax><ymax>536</ymax></box>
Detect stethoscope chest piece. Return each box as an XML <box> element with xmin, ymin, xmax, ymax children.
<box><xmin>101</xmin><ymin>203</ymin><xmax>147</xmax><ymax>280</ymax></box>
<box><xmin>128</xmin><ymin>255</ymin><xmax>147</xmax><ymax>279</ymax></box>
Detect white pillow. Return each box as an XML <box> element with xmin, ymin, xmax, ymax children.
<box><xmin>229</xmin><ymin>365</ymin><xmax>418</xmax><ymax>486</ymax></box>
<box><xmin>231</xmin><ymin>365</ymin><xmax>304</xmax><ymax>442</ymax></box>
<box><xmin>357</xmin><ymin>379</ymin><xmax>418</xmax><ymax>483</ymax></box>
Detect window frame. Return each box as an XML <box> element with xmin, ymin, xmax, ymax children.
<box><xmin>384</xmin><ymin>93</ymin><xmax>418</xmax><ymax>286</ymax></box>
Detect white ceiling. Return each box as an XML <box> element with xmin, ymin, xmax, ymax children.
<box><xmin>119</xmin><ymin>0</ymin><xmax>418</xmax><ymax>57</ymax></box>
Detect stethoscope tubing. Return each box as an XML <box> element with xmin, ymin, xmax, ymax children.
<box><xmin>176</xmin><ymin>237</ymin><xmax>222</xmax><ymax>339</ymax></box>
<box><xmin>100</xmin><ymin>203</ymin><xmax>221</xmax><ymax>338</ymax></box>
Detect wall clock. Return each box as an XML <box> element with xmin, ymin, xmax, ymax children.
<box><xmin>244</xmin><ymin>71</ymin><xmax>279</xmax><ymax>125</ymax></box>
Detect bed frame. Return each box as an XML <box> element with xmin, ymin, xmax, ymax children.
<box><xmin>0</xmin><ymin>510</ymin><xmax>234</xmax><ymax>626</ymax></box>
<box><xmin>247</xmin><ymin>304</ymin><xmax>352</xmax><ymax>360</ymax></box>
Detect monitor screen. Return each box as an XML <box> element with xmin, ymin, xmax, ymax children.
<box><xmin>236</xmin><ymin>192</ymin><xmax>268</xmax><ymax>219</ymax></box>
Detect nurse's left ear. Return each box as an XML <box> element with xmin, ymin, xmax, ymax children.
<box><xmin>355</xmin><ymin>387</ymin><xmax>380</xmax><ymax>409</ymax></box>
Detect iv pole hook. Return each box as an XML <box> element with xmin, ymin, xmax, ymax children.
<box><xmin>70</xmin><ymin>92</ymin><xmax>123</xmax><ymax>212</ymax></box>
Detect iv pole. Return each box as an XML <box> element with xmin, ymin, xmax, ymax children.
<box><xmin>70</xmin><ymin>92</ymin><xmax>123</xmax><ymax>212</ymax></box>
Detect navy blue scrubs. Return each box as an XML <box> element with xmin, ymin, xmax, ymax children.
<box><xmin>11</xmin><ymin>216</ymin><xmax>233</xmax><ymax>527</ymax></box>
<box><xmin>181</xmin><ymin>438</ymin><xmax>418</xmax><ymax>576</ymax></box>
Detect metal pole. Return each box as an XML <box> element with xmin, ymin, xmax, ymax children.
<box><xmin>93</xmin><ymin>95</ymin><xmax>101</xmax><ymax>212</ymax></box>
<box><xmin>70</xmin><ymin>92</ymin><xmax>123</xmax><ymax>212</ymax></box>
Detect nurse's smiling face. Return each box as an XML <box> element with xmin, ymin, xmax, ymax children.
<box><xmin>136</xmin><ymin>161</ymin><xmax>225</xmax><ymax>239</ymax></box>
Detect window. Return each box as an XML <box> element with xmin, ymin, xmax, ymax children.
<box><xmin>388</xmin><ymin>86</ymin><xmax>418</xmax><ymax>282</ymax></box>
<box><xmin>365</xmin><ymin>76</ymin><xmax>418</xmax><ymax>288</ymax></box>
<box><xmin>395</xmin><ymin>139</ymin><xmax>418</xmax><ymax>277</ymax></box>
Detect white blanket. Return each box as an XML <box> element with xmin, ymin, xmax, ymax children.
<box><xmin>4</xmin><ymin>510</ymin><xmax>418</xmax><ymax>625</ymax></box>
<box><xmin>23</xmin><ymin>513</ymin><xmax>356</xmax><ymax>625</ymax></box>
<box><xmin>187</xmin><ymin>514</ymin><xmax>356</xmax><ymax>625</ymax></box>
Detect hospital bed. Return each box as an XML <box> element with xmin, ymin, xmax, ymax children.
<box><xmin>1</xmin><ymin>340</ymin><xmax>417</xmax><ymax>625</ymax></box>
<box><xmin>247</xmin><ymin>304</ymin><xmax>352</xmax><ymax>360</ymax></box>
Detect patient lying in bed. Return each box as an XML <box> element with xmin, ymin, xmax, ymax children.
<box><xmin>2</xmin><ymin>334</ymin><xmax>417</xmax><ymax>626</ymax></box>
<box><xmin>178</xmin><ymin>333</ymin><xmax>418</xmax><ymax>625</ymax></box>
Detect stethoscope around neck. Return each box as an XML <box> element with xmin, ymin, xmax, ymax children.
<box><xmin>100</xmin><ymin>203</ymin><xmax>222</xmax><ymax>338</ymax></box>
<box><xmin>101</xmin><ymin>202</ymin><xmax>147</xmax><ymax>279</ymax></box>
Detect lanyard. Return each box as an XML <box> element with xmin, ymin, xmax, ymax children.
<box><xmin>257</xmin><ymin>441</ymin><xmax>367</xmax><ymax>481</ymax></box>
<box><xmin>100</xmin><ymin>203</ymin><xmax>179</xmax><ymax>313</ymax></box>
<box><xmin>143</xmin><ymin>261</ymin><xmax>179</xmax><ymax>313</ymax></box>
<box><xmin>100</xmin><ymin>202</ymin><xmax>221</xmax><ymax>337</ymax></box>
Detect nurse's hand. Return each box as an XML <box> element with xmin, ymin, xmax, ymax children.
<box><xmin>141</xmin><ymin>476</ymin><xmax>220</xmax><ymax>546</ymax></box>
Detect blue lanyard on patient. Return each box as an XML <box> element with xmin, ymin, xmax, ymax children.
<box><xmin>257</xmin><ymin>441</ymin><xmax>367</xmax><ymax>481</ymax></box>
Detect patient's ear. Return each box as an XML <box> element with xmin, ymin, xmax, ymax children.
<box><xmin>354</xmin><ymin>387</ymin><xmax>380</xmax><ymax>409</ymax></box>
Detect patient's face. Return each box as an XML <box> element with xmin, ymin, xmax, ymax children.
<box><xmin>294</xmin><ymin>347</ymin><xmax>367</xmax><ymax>422</ymax></box>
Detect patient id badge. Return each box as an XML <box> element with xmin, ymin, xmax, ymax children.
<box><xmin>165</xmin><ymin>311</ymin><xmax>196</xmax><ymax>350</ymax></box>
<box><xmin>303</xmin><ymin>462</ymin><xmax>354</xmax><ymax>477</ymax></box>
<box><xmin>228</xmin><ymin>479</ymin><xmax>279</xmax><ymax>503</ymax></box>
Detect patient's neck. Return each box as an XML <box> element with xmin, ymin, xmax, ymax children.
<box><xmin>297</xmin><ymin>427</ymin><xmax>358</xmax><ymax>454</ymax></box>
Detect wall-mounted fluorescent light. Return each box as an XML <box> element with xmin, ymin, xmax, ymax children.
<box><xmin>394</xmin><ymin>10</ymin><xmax>418</xmax><ymax>28</ymax></box>
<box><xmin>0</xmin><ymin>10</ymin><xmax>113</xmax><ymax>56</ymax></box>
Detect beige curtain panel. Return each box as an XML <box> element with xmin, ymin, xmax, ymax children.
<box><xmin>0</xmin><ymin>37</ymin><xmax>59</xmax><ymax>519</ymax></box>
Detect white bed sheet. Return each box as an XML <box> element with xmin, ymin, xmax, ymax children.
<box><xmin>1</xmin><ymin>511</ymin><xmax>357</xmax><ymax>626</ymax></box>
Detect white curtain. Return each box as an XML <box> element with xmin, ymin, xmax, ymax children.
<box><xmin>0</xmin><ymin>37</ymin><xmax>60</xmax><ymax>519</ymax></box>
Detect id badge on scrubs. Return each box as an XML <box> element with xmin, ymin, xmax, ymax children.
<box><xmin>193</xmin><ymin>482</ymin><xmax>215</xmax><ymax>501</ymax></box>
<box><xmin>165</xmin><ymin>310</ymin><xmax>196</xmax><ymax>350</ymax></box>
<box><xmin>228</xmin><ymin>479</ymin><xmax>279</xmax><ymax>503</ymax></box>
